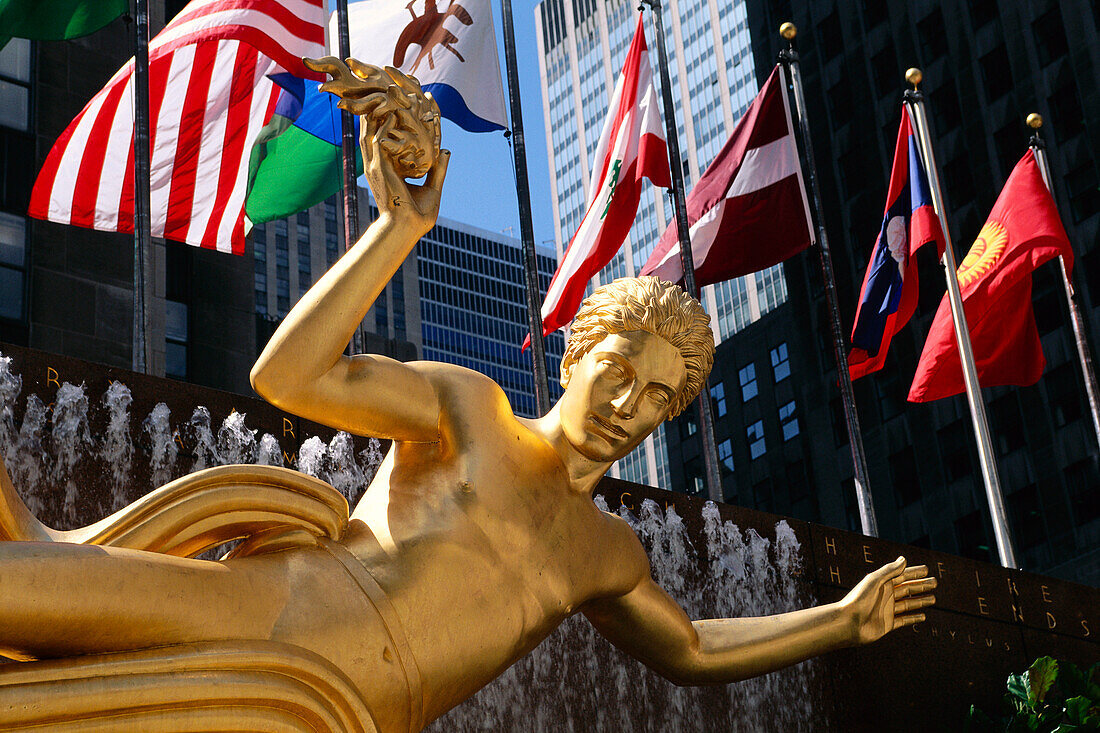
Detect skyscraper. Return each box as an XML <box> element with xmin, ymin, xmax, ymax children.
<box><xmin>662</xmin><ymin>0</ymin><xmax>1099</xmax><ymax>584</ymax></box>
<box><xmin>534</xmin><ymin>0</ymin><xmax>781</xmax><ymax>487</ymax></box>
<box><xmin>417</xmin><ymin>216</ymin><xmax>565</xmax><ymax>419</ymax></box>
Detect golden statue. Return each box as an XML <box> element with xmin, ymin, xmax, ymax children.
<box><xmin>0</xmin><ymin>59</ymin><xmax>935</xmax><ymax>732</ymax></box>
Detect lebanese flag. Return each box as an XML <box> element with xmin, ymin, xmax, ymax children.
<box><xmin>640</xmin><ymin>65</ymin><xmax>813</xmax><ymax>285</ymax></box>
<box><xmin>535</xmin><ymin>13</ymin><xmax>669</xmax><ymax>339</ymax></box>
<box><xmin>908</xmin><ymin>151</ymin><xmax>1073</xmax><ymax>402</ymax></box>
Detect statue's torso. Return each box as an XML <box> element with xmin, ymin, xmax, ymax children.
<box><xmin>342</xmin><ymin>368</ymin><xmax>647</xmax><ymax>725</ymax></box>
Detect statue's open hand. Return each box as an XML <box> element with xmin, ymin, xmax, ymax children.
<box><xmin>841</xmin><ymin>556</ymin><xmax>936</xmax><ymax>645</ymax></box>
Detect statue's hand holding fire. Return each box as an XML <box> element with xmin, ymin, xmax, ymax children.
<box><xmin>304</xmin><ymin>56</ymin><xmax>449</xmax><ymax>238</ymax></box>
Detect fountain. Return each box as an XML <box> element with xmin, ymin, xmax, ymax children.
<box><xmin>0</xmin><ymin>346</ymin><xmax>825</xmax><ymax>729</ymax></box>
<box><xmin>1</xmin><ymin>342</ymin><xmax>1095</xmax><ymax>732</ymax></box>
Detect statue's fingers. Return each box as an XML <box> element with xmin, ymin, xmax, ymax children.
<box><xmin>347</xmin><ymin>58</ymin><xmax>387</xmax><ymax>86</ymax></box>
<box><xmin>895</xmin><ymin>577</ymin><xmax>937</xmax><ymax>598</ymax></box>
<box><xmin>894</xmin><ymin>612</ymin><xmax>926</xmax><ymax>628</ymax></box>
<box><xmin>901</xmin><ymin>564</ymin><xmax>930</xmax><ymax>581</ymax></box>
<box><xmin>426</xmin><ymin>149</ymin><xmax>450</xmax><ymax>192</ymax></box>
<box><xmin>896</xmin><ymin>595</ymin><xmax>935</xmax><ymax>614</ymax></box>
<box><xmin>870</xmin><ymin>556</ymin><xmax>907</xmax><ymax>584</ymax></box>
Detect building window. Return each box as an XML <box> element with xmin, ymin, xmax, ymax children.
<box><xmin>954</xmin><ymin>510</ymin><xmax>992</xmax><ymax>563</ymax></box>
<box><xmin>771</xmin><ymin>342</ymin><xmax>790</xmax><ymax>383</ymax></box>
<box><xmin>890</xmin><ymin>446</ymin><xmax>921</xmax><ymax>506</ymax></box>
<box><xmin>1046</xmin><ymin>362</ymin><xmax>1082</xmax><ymax>427</ymax></box>
<box><xmin>1033</xmin><ymin>7</ymin><xmax>1067</xmax><ymax>67</ymax></box>
<box><xmin>747</xmin><ymin>420</ymin><xmax>765</xmax><ymax>459</ymax></box>
<box><xmin>1007</xmin><ymin>484</ymin><xmax>1045</xmax><ymax>551</ymax></box>
<box><xmin>1065</xmin><ymin>459</ymin><xmax>1100</xmax><ymax>525</ymax></box>
<box><xmin>0</xmin><ymin>39</ymin><xmax>31</xmax><ymax>132</ymax></box>
<box><xmin>739</xmin><ymin>363</ymin><xmax>757</xmax><ymax>401</ymax></box>
<box><xmin>938</xmin><ymin>420</ymin><xmax>972</xmax><ymax>482</ymax></box>
<box><xmin>968</xmin><ymin>0</ymin><xmax>997</xmax><ymax>29</ymax></box>
<box><xmin>871</xmin><ymin>49</ymin><xmax>897</xmax><ymax>99</ymax></box>
<box><xmin>944</xmin><ymin>156</ymin><xmax>976</xmax><ymax>208</ymax></box>
<box><xmin>165</xmin><ymin>299</ymin><xmax>189</xmax><ymax>378</ymax></box>
<box><xmin>683</xmin><ymin>414</ymin><xmax>697</xmax><ymax>438</ymax></box>
<box><xmin>1065</xmin><ymin>162</ymin><xmax>1100</xmax><ymax>223</ymax></box>
<box><xmin>779</xmin><ymin>400</ymin><xmax>798</xmax><ymax>441</ymax></box>
<box><xmin>931</xmin><ymin>79</ymin><xmax>962</xmax><ymax>133</ymax></box>
<box><xmin>917</xmin><ymin>10</ymin><xmax>947</xmax><ymax>63</ymax></box>
<box><xmin>710</xmin><ymin>381</ymin><xmax>727</xmax><ymax>418</ymax></box>
<box><xmin>979</xmin><ymin>46</ymin><xmax>1013</xmax><ymax>102</ymax></box>
<box><xmin>0</xmin><ymin>211</ymin><xmax>25</xmax><ymax>321</ymax></box>
<box><xmin>718</xmin><ymin>438</ymin><xmax>734</xmax><ymax>472</ymax></box>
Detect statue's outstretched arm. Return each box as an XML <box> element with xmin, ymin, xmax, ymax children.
<box><xmin>251</xmin><ymin>59</ymin><xmax>450</xmax><ymax>442</ymax></box>
<box><xmin>582</xmin><ymin>557</ymin><xmax>936</xmax><ymax>685</ymax></box>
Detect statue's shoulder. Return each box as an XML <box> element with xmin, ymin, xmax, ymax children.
<box><xmin>592</xmin><ymin>508</ymin><xmax>650</xmax><ymax>591</ymax></box>
<box><xmin>412</xmin><ymin>360</ymin><xmax>512</xmax><ymax>410</ymax></box>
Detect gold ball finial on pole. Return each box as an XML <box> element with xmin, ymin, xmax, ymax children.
<box><xmin>780</xmin><ymin>22</ymin><xmax>797</xmax><ymax>40</ymax></box>
<box><xmin>1026</xmin><ymin>113</ymin><xmax>1043</xmax><ymax>130</ymax></box>
<box><xmin>905</xmin><ymin>68</ymin><xmax>923</xmax><ymax>89</ymax></box>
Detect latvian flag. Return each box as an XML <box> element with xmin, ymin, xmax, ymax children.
<box><xmin>534</xmin><ymin>13</ymin><xmax>670</xmax><ymax>340</ymax></box>
<box><xmin>641</xmin><ymin>65</ymin><xmax>813</xmax><ymax>285</ymax></box>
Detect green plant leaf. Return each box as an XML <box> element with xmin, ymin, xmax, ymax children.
<box><xmin>1065</xmin><ymin>697</ymin><xmax>1090</xmax><ymax>725</ymax></box>
<box><xmin>966</xmin><ymin>704</ymin><xmax>996</xmax><ymax>733</ymax></box>
<box><xmin>1061</xmin><ymin>663</ymin><xmax>1088</xmax><ymax>700</ymax></box>
<box><xmin>1050</xmin><ymin>725</ymin><xmax>1078</xmax><ymax>733</ymax></box>
<box><xmin>1009</xmin><ymin>673</ymin><xmax>1032</xmax><ymax>704</ymax></box>
<box><xmin>1028</xmin><ymin>657</ymin><xmax>1060</xmax><ymax>705</ymax></box>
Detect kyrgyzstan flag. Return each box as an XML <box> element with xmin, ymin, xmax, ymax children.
<box><xmin>534</xmin><ymin>13</ymin><xmax>669</xmax><ymax>340</ymax></box>
<box><xmin>640</xmin><ymin>65</ymin><xmax>812</xmax><ymax>285</ymax></box>
<box><xmin>848</xmin><ymin>107</ymin><xmax>943</xmax><ymax>379</ymax></box>
<box><xmin>908</xmin><ymin>151</ymin><xmax>1073</xmax><ymax>402</ymax></box>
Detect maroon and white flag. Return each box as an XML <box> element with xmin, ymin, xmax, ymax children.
<box><xmin>29</xmin><ymin>0</ymin><xmax>326</xmax><ymax>255</ymax></box>
<box><xmin>536</xmin><ymin>13</ymin><xmax>670</xmax><ymax>339</ymax></box>
<box><xmin>640</xmin><ymin>65</ymin><xmax>813</xmax><ymax>285</ymax></box>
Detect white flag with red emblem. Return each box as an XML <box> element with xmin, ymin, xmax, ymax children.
<box><xmin>536</xmin><ymin>13</ymin><xmax>669</xmax><ymax>339</ymax></box>
<box><xmin>29</xmin><ymin>0</ymin><xmax>326</xmax><ymax>255</ymax></box>
<box><xmin>640</xmin><ymin>65</ymin><xmax>813</xmax><ymax>285</ymax></box>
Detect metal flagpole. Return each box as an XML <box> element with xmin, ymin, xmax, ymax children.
<box><xmin>499</xmin><ymin>0</ymin><xmax>551</xmax><ymax>415</ymax></box>
<box><xmin>132</xmin><ymin>0</ymin><xmax>152</xmax><ymax>374</ymax></box>
<box><xmin>641</xmin><ymin>0</ymin><xmax>723</xmax><ymax>503</ymax></box>
<box><xmin>904</xmin><ymin>69</ymin><xmax>1017</xmax><ymax>569</ymax></box>
<box><xmin>778</xmin><ymin>23</ymin><xmax>877</xmax><ymax>536</ymax></box>
<box><xmin>1027</xmin><ymin>113</ymin><xmax>1100</xmax><ymax>453</ymax></box>
<box><xmin>335</xmin><ymin>0</ymin><xmax>365</xmax><ymax>354</ymax></box>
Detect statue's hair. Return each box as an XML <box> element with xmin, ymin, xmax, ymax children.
<box><xmin>561</xmin><ymin>276</ymin><xmax>715</xmax><ymax>419</ymax></box>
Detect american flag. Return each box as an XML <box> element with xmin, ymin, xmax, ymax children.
<box><xmin>29</xmin><ymin>0</ymin><xmax>325</xmax><ymax>255</ymax></box>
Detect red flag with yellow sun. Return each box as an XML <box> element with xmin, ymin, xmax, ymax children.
<box><xmin>908</xmin><ymin>151</ymin><xmax>1073</xmax><ymax>402</ymax></box>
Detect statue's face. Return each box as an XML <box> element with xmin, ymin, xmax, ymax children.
<box><xmin>559</xmin><ymin>330</ymin><xmax>687</xmax><ymax>463</ymax></box>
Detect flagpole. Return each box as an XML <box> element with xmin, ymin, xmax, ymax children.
<box><xmin>778</xmin><ymin>23</ymin><xmax>877</xmax><ymax>537</ymax></box>
<box><xmin>499</xmin><ymin>0</ymin><xmax>551</xmax><ymax>416</ymax></box>
<box><xmin>131</xmin><ymin>0</ymin><xmax>152</xmax><ymax>374</ymax></box>
<box><xmin>904</xmin><ymin>69</ymin><xmax>1017</xmax><ymax>569</ymax></box>
<box><xmin>1027</xmin><ymin>113</ymin><xmax>1100</xmax><ymax>453</ymax></box>
<box><xmin>641</xmin><ymin>0</ymin><xmax>723</xmax><ymax>503</ymax></box>
<box><xmin>335</xmin><ymin>0</ymin><xmax>364</xmax><ymax>355</ymax></box>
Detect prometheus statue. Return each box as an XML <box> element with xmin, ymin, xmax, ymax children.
<box><xmin>0</xmin><ymin>59</ymin><xmax>935</xmax><ymax>732</ymax></box>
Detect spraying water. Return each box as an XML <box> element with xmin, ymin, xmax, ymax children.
<box><xmin>0</xmin><ymin>350</ymin><xmax>821</xmax><ymax>728</ymax></box>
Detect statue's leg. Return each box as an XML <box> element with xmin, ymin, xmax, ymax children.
<box><xmin>0</xmin><ymin>540</ymin><xmax>290</xmax><ymax>659</ymax></box>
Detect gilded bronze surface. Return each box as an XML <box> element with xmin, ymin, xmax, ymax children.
<box><xmin>0</xmin><ymin>60</ymin><xmax>935</xmax><ymax>732</ymax></box>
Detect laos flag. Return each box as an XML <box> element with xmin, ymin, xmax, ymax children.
<box><xmin>848</xmin><ymin>108</ymin><xmax>943</xmax><ymax>380</ymax></box>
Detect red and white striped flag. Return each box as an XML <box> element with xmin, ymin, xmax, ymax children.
<box><xmin>641</xmin><ymin>65</ymin><xmax>814</xmax><ymax>285</ymax></box>
<box><xmin>536</xmin><ymin>13</ymin><xmax>669</xmax><ymax>338</ymax></box>
<box><xmin>29</xmin><ymin>0</ymin><xmax>325</xmax><ymax>255</ymax></box>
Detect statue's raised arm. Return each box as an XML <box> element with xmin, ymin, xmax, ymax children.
<box><xmin>250</xmin><ymin>58</ymin><xmax>450</xmax><ymax>442</ymax></box>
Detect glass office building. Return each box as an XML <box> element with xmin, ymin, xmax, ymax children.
<box><xmin>418</xmin><ymin>216</ymin><xmax>565</xmax><ymax>419</ymax></box>
<box><xmin>535</xmin><ymin>0</ymin><xmax>781</xmax><ymax>487</ymax></box>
